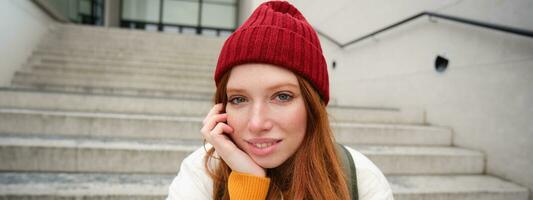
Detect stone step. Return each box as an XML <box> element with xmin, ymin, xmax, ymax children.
<box><xmin>33</xmin><ymin>48</ymin><xmax>218</xmax><ymax>65</ymax></box>
<box><xmin>46</xmin><ymin>36</ymin><xmax>224</xmax><ymax>50</ymax></box>
<box><xmin>0</xmin><ymin>134</ymin><xmax>480</xmax><ymax>174</ymax></box>
<box><xmin>37</xmin><ymin>39</ymin><xmax>219</xmax><ymax>59</ymax></box>
<box><xmin>47</xmin><ymin>25</ymin><xmax>225</xmax><ymax>50</ymax></box>
<box><xmin>0</xmin><ymin>88</ymin><xmax>426</xmax><ymax>124</ymax></box>
<box><xmin>334</xmin><ymin>123</ymin><xmax>451</xmax><ymax>146</ymax></box>
<box><xmin>328</xmin><ymin>106</ymin><xmax>425</xmax><ymax>124</ymax></box>
<box><xmin>41</xmin><ymin>31</ymin><xmax>223</xmax><ymax>54</ymax></box>
<box><xmin>0</xmin><ymin>172</ymin><xmax>172</xmax><ymax>200</ymax></box>
<box><xmin>12</xmin><ymin>71</ymin><xmax>215</xmax><ymax>93</ymax></box>
<box><xmin>351</xmin><ymin>145</ymin><xmax>484</xmax><ymax>175</ymax></box>
<box><xmin>0</xmin><ymin>172</ymin><xmax>528</xmax><ymax>200</ymax></box>
<box><xmin>51</xmin><ymin>29</ymin><xmax>226</xmax><ymax>45</ymax></box>
<box><xmin>37</xmin><ymin>43</ymin><xmax>217</xmax><ymax>59</ymax></box>
<box><xmin>0</xmin><ymin>108</ymin><xmax>451</xmax><ymax>145</ymax></box>
<box><xmin>52</xmin><ymin>24</ymin><xmax>227</xmax><ymax>44</ymax></box>
<box><xmin>32</xmin><ymin>52</ymin><xmax>217</xmax><ymax>69</ymax></box>
<box><xmin>18</xmin><ymin>67</ymin><xmax>212</xmax><ymax>86</ymax></box>
<box><xmin>32</xmin><ymin>56</ymin><xmax>214</xmax><ymax>73</ymax></box>
<box><xmin>10</xmin><ymin>84</ymin><xmax>213</xmax><ymax>99</ymax></box>
<box><xmin>43</xmin><ymin>27</ymin><xmax>222</xmax><ymax>49</ymax></box>
<box><xmin>28</xmin><ymin>63</ymin><xmax>212</xmax><ymax>81</ymax></box>
<box><xmin>0</xmin><ymin>88</ymin><xmax>212</xmax><ymax>116</ymax></box>
<box><xmin>389</xmin><ymin>175</ymin><xmax>529</xmax><ymax>200</ymax></box>
<box><xmin>0</xmin><ymin>108</ymin><xmax>205</xmax><ymax>140</ymax></box>
<box><xmin>0</xmin><ymin>134</ymin><xmax>198</xmax><ymax>174</ymax></box>
<box><xmin>38</xmin><ymin>41</ymin><xmax>221</xmax><ymax>58</ymax></box>
<box><xmin>47</xmin><ymin>33</ymin><xmax>225</xmax><ymax>47</ymax></box>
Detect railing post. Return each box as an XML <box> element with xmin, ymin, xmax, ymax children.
<box><xmin>197</xmin><ymin>0</ymin><xmax>203</xmax><ymax>35</ymax></box>
<box><xmin>158</xmin><ymin>0</ymin><xmax>164</xmax><ymax>31</ymax></box>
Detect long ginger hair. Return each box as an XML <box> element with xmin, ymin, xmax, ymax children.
<box><xmin>204</xmin><ymin>70</ymin><xmax>350</xmax><ymax>200</ymax></box>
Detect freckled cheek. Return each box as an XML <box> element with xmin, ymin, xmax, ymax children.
<box><xmin>275</xmin><ymin>106</ymin><xmax>307</xmax><ymax>133</ymax></box>
<box><xmin>225</xmin><ymin>110</ymin><xmax>237</xmax><ymax>128</ymax></box>
<box><xmin>226</xmin><ymin>109</ymin><xmax>245</xmax><ymax>139</ymax></box>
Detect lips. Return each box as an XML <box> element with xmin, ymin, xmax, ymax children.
<box><xmin>245</xmin><ymin>138</ymin><xmax>283</xmax><ymax>156</ymax></box>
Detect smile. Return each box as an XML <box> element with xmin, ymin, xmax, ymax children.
<box><xmin>245</xmin><ymin>138</ymin><xmax>283</xmax><ymax>156</ymax></box>
<box><xmin>252</xmin><ymin>142</ymin><xmax>276</xmax><ymax>149</ymax></box>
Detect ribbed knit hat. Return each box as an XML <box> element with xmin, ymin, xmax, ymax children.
<box><xmin>214</xmin><ymin>0</ymin><xmax>329</xmax><ymax>104</ymax></box>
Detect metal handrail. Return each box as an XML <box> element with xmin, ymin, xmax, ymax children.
<box><xmin>317</xmin><ymin>11</ymin><xmax>533</xmax><ymax>48</ymax></box>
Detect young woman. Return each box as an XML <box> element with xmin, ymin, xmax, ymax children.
<box><xmin>167</xmin><ymin>1</ymin><xmax>393</xmax><ymax>200</ymax></box>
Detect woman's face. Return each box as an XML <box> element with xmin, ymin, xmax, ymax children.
<box><xmin>225</xmin><ymin>63</ymin><xmax>307</xmax><ymax>169</ymax></box>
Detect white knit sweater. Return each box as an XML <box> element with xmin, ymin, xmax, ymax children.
<box><xmin>167</xmin><ymin>145</ymin><xmax>394</xmax><ymax>200</ymax></box>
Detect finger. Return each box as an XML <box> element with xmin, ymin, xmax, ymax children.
<box><xmin>210</xmin><ymin>122</ymin><xmax>234</xmax><ymax>136</ymax></box>
<box><xmin>201</xmin><ymin>114</ymin><xmax>228</xmax><ymax>141</ymax></box>
<box><xmin>203</xmin><ymin>122</ymin><xmax>233</xmax><ymax>144</ymax></box>
<box><xmin>203</xmin><ymin>104</ymin><xmax>224</xmax><ymax>125</ymax></box>
<box><xmin>208</xmin><ymin>123</ymin><xmax>235</xmax><ymax>149</ymax></box>
<box><xmin>201</xmin><ymin>113</ymin><xmax>227</xmax><ymax>133</ymax></box>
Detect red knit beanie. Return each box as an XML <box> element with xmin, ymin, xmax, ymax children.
<box><xmin>214</xmin><ymin>0</ymin><xmax>329</xmax><ymax>105</ymax></box>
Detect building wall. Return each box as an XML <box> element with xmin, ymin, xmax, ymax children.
<box><xmin>322</xmin><ymin>19</ymin><xmax>533</xmax><ymax>195</ymax></box>
<box><xmin>0</xmin><ymin>0</ymin><xmax>53</xmax><ymax>87</ymax></box>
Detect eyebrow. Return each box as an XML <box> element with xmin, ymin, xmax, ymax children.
<box><xmin>226</xmin><ymin>82</ymin><xmax>299</xmax><ymax>93</ymax></box>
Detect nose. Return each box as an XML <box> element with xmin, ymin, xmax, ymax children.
<box><xmin>247</xmin><ymin>102</ymin><xmax>273</xmax><ymax>134</ymax></box>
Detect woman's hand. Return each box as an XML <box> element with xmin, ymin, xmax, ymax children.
<box><xmin>201</xmin><ymin>103</ymin><xmax>266</xmax><ymax>177</ymax></box>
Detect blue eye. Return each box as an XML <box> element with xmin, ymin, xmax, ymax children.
<box><xmin>229</xmin><ymin>96</ymin><xmax>246</xmax><ymax>104</ymax></box>
<box><xmin>275</xmin><ymin>93</ymin><xmax>293</xmax><ymax>102</ymax></box>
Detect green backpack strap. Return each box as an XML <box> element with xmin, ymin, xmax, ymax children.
<box><xmin>336</xmin><ymin>143</ymin><xmax>359</xmax><ymax>200</ymax></box>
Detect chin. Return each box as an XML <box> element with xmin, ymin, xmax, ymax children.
<box><xmin>253</xmin><ymin>156</ymin><xmax>285</xmax><ymax>169</ymax></box>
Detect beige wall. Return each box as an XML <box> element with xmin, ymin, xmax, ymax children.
<box><xmin>0</xmin><ymin>0</ymin><xmax>53</xmax><ymax>87</ymax></box>
<box><xmin>322</xmin><ymin>18</ymin><xmax>533</xmax><ymax>192</ymax></box>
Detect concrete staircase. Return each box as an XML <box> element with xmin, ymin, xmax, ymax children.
<box><xmin>0</xmin><ymin>24</ymin><xmax>528</xmax><ymax>200</ymax></box>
